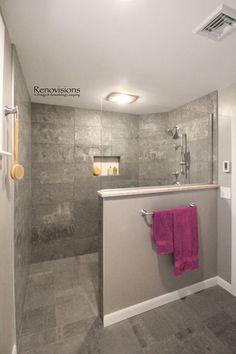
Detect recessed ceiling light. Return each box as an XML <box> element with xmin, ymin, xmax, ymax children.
<box><xmin>106</xmin><ymin>92</ymin><xmax>139</xmax><ymax>104</ymax></box>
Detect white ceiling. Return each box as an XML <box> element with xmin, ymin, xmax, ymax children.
<box><xmin>1</xmin><ymin>0</ymin><xmax>236</xmax><ymax>114</ymax></box>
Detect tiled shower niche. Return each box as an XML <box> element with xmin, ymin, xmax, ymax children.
<box><xmin>93</xmin><ymin>156</ymin><xmax>120</xmax><ymax>176</ymax></box>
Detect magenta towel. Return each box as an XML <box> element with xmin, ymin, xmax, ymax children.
<box><xmin>152</xmin><ymin>209</ymin><xmax>174</xmax><ymax>254</ymax></box>
<box><xmin>173</xmin><ymin>206</ymin><xmax>199</xmax><ymax>276</ymax></box>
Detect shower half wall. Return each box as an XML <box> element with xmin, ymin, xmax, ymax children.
<box><xmin>31</xmin><ymin>91</ymin><xmax>217</xmax><ymax>262</ymax></box>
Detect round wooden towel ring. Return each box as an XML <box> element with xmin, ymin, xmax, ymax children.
<box><xmin>11</xmin><ymin>163</ymin><xmax>24</xmax><ymax>180</ymax></box>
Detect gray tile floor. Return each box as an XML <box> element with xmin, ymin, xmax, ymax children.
<box><xmin>19</xmin><ymin>253</ymin><xmax>236</xmax><ymax>354</ymax></box>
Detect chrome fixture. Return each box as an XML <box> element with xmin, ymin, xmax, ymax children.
<box><xmin>172</xmin><ymin>171</ymin><xmax>180</xmax><ymax>185</ymax></box>
<box><xmin>0</xmin><ymin>106</ymin><xmax>18</xmax><ymax>159</ymax></box>
<box><xmin>140</xmin><ymin>203</ymin><xmax>196</xmax><ymax>216</ymax></box>
<box><xmin>173</xmin><ymin>143</ymin><xmax>182</xmax><ymax>151</ymax></box>
<box><xmin>166</xmin><ymin>125</ymin><xmax>190</xmax><ymax>184</ymax></box>
<box><xmin>166</xmin><ymin>125</ymin><xmax>180</xmax><ymax>140</ymax></box>
<box><xmin>182</xmin><ymin>133</ymin><xmax>190</xmax><ymax>183</ymax></box>
<box><xmin>4</xmin><ymin>106</ymin><xmax>18</xmax><ymax>116</ymax></box>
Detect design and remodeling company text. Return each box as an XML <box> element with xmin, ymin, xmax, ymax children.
<box><xmin>34</xmin><ymin>86</ymin><xmax>80</xmax><ymax>98</ymax></box>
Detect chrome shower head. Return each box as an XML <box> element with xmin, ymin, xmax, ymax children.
<box><xmin>172</xmin><ymin>126</ymin><xmax>180</xmax><ymax>139</ymax></box>
<box><xmin>166</xmin><ymin>126</ymin><xmax>180</xmax><ymax>139</ymax></box>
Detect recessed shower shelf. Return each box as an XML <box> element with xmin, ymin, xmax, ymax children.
<box><xmin>93</xmin><ymin>156</ymin><xmax>120</xmax><ymax>177</ymax></box>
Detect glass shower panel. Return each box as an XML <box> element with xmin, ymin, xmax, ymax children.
<box><xmin>166</xmin><ymin>110</ymin><xmax>215</xmax><ymax>185</ymax></box>
<box><xmin>99</xmin><ymin>99</ymin><xmax>139</xmax><ymax>191</ymax></box>
<box><xmin>98</xmin><ymin>98</ymin><xmax>216</xmax><ymax>189</ymax></box>
<box><xmin>73</xmin><ymin>107</ymin><xmax>103</xmax><ymax>255</ymax></box>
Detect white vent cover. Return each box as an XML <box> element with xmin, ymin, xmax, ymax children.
<box><xmin>193</xmin><ymin>4</ymin><xmax>236</xmax><ymax>41</ymax></box>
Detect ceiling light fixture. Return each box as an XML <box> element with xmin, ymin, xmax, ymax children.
<box><xmin>106</xmin><ymin>92</ymin><xmax>139</xmax><ymax>104</ymax></box>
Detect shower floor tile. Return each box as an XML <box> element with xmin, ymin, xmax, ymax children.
<box><xmin>18</xmin><ymin>254</ymin><xmax>236</xmax><ymax>354</ymax></box>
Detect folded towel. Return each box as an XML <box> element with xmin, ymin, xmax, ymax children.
<box><xmin>173</xmin><ymin>205</ymin><xmax>199</xmax><ymax>276</ymax></box>
<box><xmin>152</xmin><ymin>209</ymin><xmax>174</xmax><ymax>254</ymax></box>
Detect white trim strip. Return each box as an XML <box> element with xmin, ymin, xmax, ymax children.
<box><xmin>98</xmin><ymin>184</ymin><xmax>219</xmax><ymax>198</ymax></box>
<box><xmin>11</xmin><ymin>344</ymin><xmax>17</xmax><ymax>354</ymax></box>
<box><xmin>103</xmin><ymin>277</ymin><xmax>218</xmax><ymax>327</ymax></box>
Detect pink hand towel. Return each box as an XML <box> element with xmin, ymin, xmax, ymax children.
<box><xmin>152</xmin><ymin>209</ymin><xmax>174</xmax><ymax>254</ymax></box>
<box><xmin>173</xmin><ymin>205</ymin><xmax>199</xmax><ymax>276</ymax></box>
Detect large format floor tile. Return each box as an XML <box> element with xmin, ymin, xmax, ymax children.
<box><xmin>19</xmin><ymin>254</ymin><xmax>236</xmax><ymax>354</ymax></box>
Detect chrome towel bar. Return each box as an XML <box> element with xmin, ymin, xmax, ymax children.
<box><xmin>140</xmin><ymin>203</ymin><xmax>195</xmax><ymax>216</ymax></box>
<box><xmin>0</xmin><ymin>106</ymin><xmax>18</xmax><ymax>159</ymax></box>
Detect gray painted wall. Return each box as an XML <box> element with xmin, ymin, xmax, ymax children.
<box><xmin>31</xmin><ymin>92</ymin><xmax>217</xmax><ymax>261</ymax></box>
<box><xmin>217</xmin><ymin>84</ymin><xmax>236</xmax><ymax>283</ymax></box>
<box><xmin>13</xmin><ymin>49</ymin><xmax>32</xmax><ymax>340</ymax></box>
<box><xmin>100</xmin><ymin>189</ymin><xmax>218</xmax><ymax>315</ymax></box>
<box><xmin>0</xmin><ymin>23</ymin><xmax>16</xmax><ymax>354</ymax></box>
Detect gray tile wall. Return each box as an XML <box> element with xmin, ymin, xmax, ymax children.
<box><xmin>100</xmin><ymin>110</ymin><xmax>139</xmax><ymax>189</ymax></box>
<box><xmin>31</xmin><ymin>91</ymin><xmax>217</xmax><ymax>262</ymax></box>
<box><xmin>138</xmin><ymin>112</ymin><xmax>172</xmax><ymax>186</ymax></box>
<box><xmin>31</xmin><ymin>105</ymin><xmax>139</xmax><ymax>263</ymax></box>
<box><xmin>13</xmin><ymin>49</ymin><xmax>32</xmax><ymax>339</ymax></box>
<box><xmin>31</xmin><ymin>104</ymin><xmax>77</xmax><ymax>263</ymax></box>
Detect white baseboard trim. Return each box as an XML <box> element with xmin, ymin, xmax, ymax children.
<box><xmin>217</xmin><ymin>276</ymin><xmax>232</xmax><ymax>294</ymax></box>
<box><xmin>103</xmin><ymin>276</ymin><xmax>218</xmax><ymax>327</ymax></box>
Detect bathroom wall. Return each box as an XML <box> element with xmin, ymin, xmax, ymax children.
<box><xmin>13</xmin><ymin>48</ymin><xmax>32</xmax><ymax>339</ymax></box>
<box><xmin>217</xmin><ymin>84</ymin><xmax>235</xmax><ymax>283</ymax></box>
<box><xmin>31</xmin><ymin>105</ymin><xmax>139</xmax><ymax>262</ymax></box>
<box><xmin>100</xmin><ymin>187</ymin><xmax>218</xmax><ymax>315</ymax></box>
<box><xmin>0</xmin><ymin>23</ymin><xmax>16</xmax><ymax>354</ymax></box>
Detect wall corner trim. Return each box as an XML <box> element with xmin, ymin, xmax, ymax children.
<box><xmin>12</xmin><ymin>344</ymin><xmax>17</xmax><ymax>354</ymax></box>
<box><xmin>217</xmin><ymin>276</ymin><xmax>232</xmax><ymax>293</ymax></box>
<box><xmin>103</xmin><ymin>276</ymin><xmax>233</xmax><ymax>327</ymax></box>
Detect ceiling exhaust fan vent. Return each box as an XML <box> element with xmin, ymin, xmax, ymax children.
<box><xmin>193</xmin><ymin>4</ymin><xmax>236</xmax><ymax>41</ymax></box>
